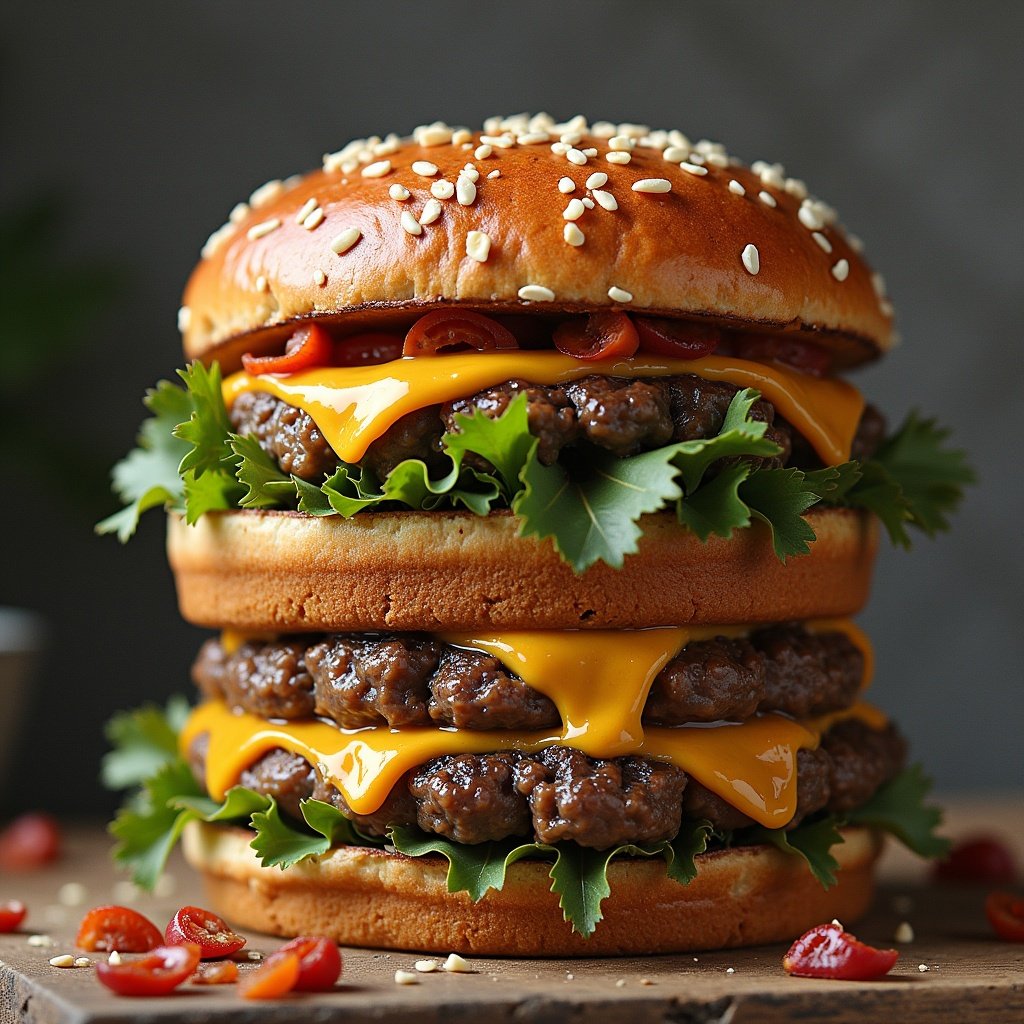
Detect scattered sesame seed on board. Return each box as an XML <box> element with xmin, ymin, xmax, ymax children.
<box><xmin>330</xmin><ymin>227</ymin><xmax>361</xmax><ymax>254</ymax></box>
<box><xmin>741</xmin><ymin>243</ymin><xmax>760</xmax><ymax>275</ymax></box>
<box><xmin>608</xmin><ymin>285</ymin><xmax>633</xmax><ymax>302</ymax></box>
<box><xmin>394</xmin><ymin>970</ymin><xmax>419</xmax><ymax>985</ymax></box>
<box><xmin>518</xmin><ymin>284</ymin><xmax>555</xmax><ymax>302</ymax></box>
<box><xmin>563</xmin><ymin>223</ymin><xmax>585</xmax><ymax>246</ymax></box>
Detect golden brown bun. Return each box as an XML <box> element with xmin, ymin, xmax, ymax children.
<box><xmin>181</xmin><ymin>118</ymin><xmax>892</xmax><ymax>371</ymax></box>
<box><xmin>183</xmin><ymin>821</ymin><xmax>880</xmax><ymax>956</ymax></box>
<box><xmin>167</xmin><ymin>507</ymin><xmax>877</xmax><ymax>632</ymax></box>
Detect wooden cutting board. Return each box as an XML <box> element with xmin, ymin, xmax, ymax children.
<box><xmin>2</xmin><ymin>798</ymin><xmax>1022</xmax><ymax>1023</ymax></box>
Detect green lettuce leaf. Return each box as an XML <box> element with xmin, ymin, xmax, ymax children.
<box><xmin>664</xmin><ymin>819</ymin><xmax>714</xmax><ymax>885</ymax></box>
<box><xmin>739</xmin><ymin>467</ymin><xmax>821</xmax><ymax>560</ymax></box>
<box><xmin>101</xmin><ymin>696</ymin><xmax>191</xmax><ymax>789</ymax></box>
<box><xmin>442</xmin><ymin>396</ymin><xmax>536</xmax><ymax>497</ymax></box>
<box><xmin>249</xmin><ymin>800</ymin><xmax>331</xmax><ymax>868</ymax></box>
<box><xmin>743</xmin><ymin>816</ymin><xmax>846</xmax><ymax>889</ymax></box>
<box><xmin>174</xmin><ymin>362</ymin><xmax>235</xmax><ymax>479</ymax></box>
<box><xmin>231</xmin><ymin>435</ymin><xmax>297</xmax><ymax>509</ymax></box>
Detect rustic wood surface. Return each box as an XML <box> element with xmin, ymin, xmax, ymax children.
<box><xmin>1</xmin><ymin>798</ymin><xmax>1022</xmax><ymax>1023</ymax></box>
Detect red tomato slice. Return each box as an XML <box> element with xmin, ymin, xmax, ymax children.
<box><xmin>0</xmin><ymin>813</ymin><xmax>61</xmax><ymax>871</ymax></box>
<box><xmin>728</xmin><ymin>334</ymin><xmax>832</xmax><ymax>377</ymax></box>
<box><xmin>403</xmin><ymin>310</ymin><xmax>517</xmax><ymax>356</ymax></box>
<box><xmin>934</xmin><ymin>836</ymin><xmax>1018</xmax><ymax>885</ymax></box>
<box><xmin>95</xmin><ymin>943</ymin><xmax>201</xmax><ymax>997</ymax></box>
<box><xmin>634</xmin><ymin>317</ymin><xmax>721</xmax><ymax>359</ymax></box>
<box><xmin>0</xmin><ymin>900</ymin><xmax>27</xmax><ymax>933</ymax></box>
<box><xmin>552</xmin><ymin>312</ymin><xmax>639</xmax><ymax>360</ymax></box>
<box><xmin>242</xmin><ymin>324</ymin><xmax>334</xmax><ymax>375</ymax></box>
<box><xmin>333</xmin><ymin>332</ymin><xmax>404</xmax><ymax>366</ymax></box>
<box><xmin>240</xmin><ymin>950</ymin><xmax>301</xmax><ymax>1000</ymax></box>
<box><xmin>783</xmin><ymin>922</ymin><xmax>899</xmax><ymax>980</ymax></box>
<box><xmin>77</xmin><ymin>906</ymin><xmax>163</xmax><ymax>953</ymax></box>
<box><xmin>191</xmin><ymin>960</ymin><xmax>240</xmax><ymax>985</ymax></box>
<box><xmin>278</xmin><ymin>936</ymin><xmax>343</xmax><ymax>991</ymax></box>
<box><xmin>986</xmin><ymin>891</ymin><xmax>1024</xmax><ymax>942</ymax></box>
<box><xmin>165</xmin><ymin>905</ymin><xmax>246</xmax><ymax>959</ymax></box>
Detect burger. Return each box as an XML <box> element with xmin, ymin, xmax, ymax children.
<box><xmin>99</xmin><ymin>113</ymin><xmax>971</xmax><ymax>955</ymax></box>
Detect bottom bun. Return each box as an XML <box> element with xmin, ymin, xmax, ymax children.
<box><xmin>182</xmin><ymin>822</ymin><xmax>881</xmax><ymax>956</ymax></box>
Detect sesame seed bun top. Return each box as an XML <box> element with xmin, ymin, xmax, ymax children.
<box><xmin>180</xmin><ymin>114</ymin><xmax>895</xmax><ymax>371</ymax></box>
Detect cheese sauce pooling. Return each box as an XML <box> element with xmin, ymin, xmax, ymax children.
<box><xmin>222</xmin><ymin>352</ymin><xmax>864</xmax><ymax>466</ymax></box>
<box><xmin>183</xmin><ymin>621</ymin><xmax>880</xmax><ymax>829</ymax></box>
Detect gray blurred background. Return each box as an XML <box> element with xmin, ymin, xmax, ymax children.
<box><xmin>1</xmin><ymin>0</ymin><xmax>1021</xmax><ymax>817</ymax></box>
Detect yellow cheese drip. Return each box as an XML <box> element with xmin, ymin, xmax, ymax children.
<box><xmin>222</xmin><ymin>352</ymin><xmax>864</xmax><ymax>466</ymax></box>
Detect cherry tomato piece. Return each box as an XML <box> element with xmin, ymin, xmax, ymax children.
<box><xmin>278</xmin><ymin>936</ymin><xmax>342</xmax><ymax>991</ymax></box>
<box><xmin>0</xmin><ymin>813</ymin><xmax>61</xmax><ymax>871</ymax></box>
<box><xmin>783</xmin><ymin>922</ymin><xmax>899</xmax><ymax>980</ymax></box>
<box><xmin>239</xmin><ymin>950</ymin><xmax>301</xmax><ymax>1000</ymax></box>
<box><xmin>191</xmin><ymin>960</ymin><xmax>240</xmax><ymax>985</ymax></box>
<box><xmin>728</xmin><ymin>334</ymin><xmax>832</xmax><ymax>377</ymax></box>
<box><xmin>934</xmin><ymin>836</ymin><xmax>1018</xmax><ymax>885</ymax></box>
<box><xmin>77</xmin><ymin>906</ymin><xmax>163</xmax><ymax>953</ymax></box>
<box><xmin>403</xmin><ymin>310</ymin><xmax>518</xmax><ymax>356</ymax></box>
<box><xmin>552</xmin><ymin>312</ymin><xmax>639</xmax><ymax>361</ymax></box>
<box><xmin>165</xmin><ymin>905</ymin><xmax>246</xmax><ymax>959</ymax></box>
<box><xmin>986</xmin><ymin>891</ymin><xmax>1024</xmax><ymax>942</ymax></box>
<box><xmin>333</xmin><ymin>332</ymin><xmax>404</xmax><ymax>366</ymax></box>
<box><xmin>0</xmin><ymin>900</ymin><xmax>27</xmax><ymax>933</ymax></box>
<box><xmin>242</xmin><ymin>324</ymin><xmax>334</xmax><ymax>375</ymax></box>
<box><xmin>634</xmin><ymin>317</ymin><xmax>721</xmax><ymax>359</ymax></box>
<box><xmin>95</xmin><ymin>943</ymin><xmax>201</xmax><ymax>997</ymax></box>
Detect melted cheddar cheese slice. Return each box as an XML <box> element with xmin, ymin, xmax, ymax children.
<box><xmin>222</xmin><ymin>352</ymin><xmax>864</xmax><ymax>466</ymax></box>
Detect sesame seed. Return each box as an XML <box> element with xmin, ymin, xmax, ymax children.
<box><xmin>894</xmin><ymin>922</ymin><xmax>915</xmax><ymax>943</ymax></box>
<box><xmin>177</xmin><ymin>306</ymin><xmax>191</xmax><ymax>333</ymax></box>
<box><xmin>812</xmin><ymin>231</ymin><xmax>833</xmax><ymax>253</ymax></box>
<box><xmin>581</xmin><ymin>197</ymin><xmax>595</xmax><ymax>209</ymax></box>
<box><xmin>741</xmin><ymin>243</ymin><xmax>760</xmax><ymax>275</ymax></box>
<box><xmin>107</xmin><ymin>951</ymin><xmax>122</xmax><ymax>965</ymax></box>
<box><xmin>474</xmin><ymin>144</ymin><xmax>493</xmax><ymax>160</ymax></box>
<box><xmin>679</xmin><ymin>162</ymin><xmax>708</xmax><ymax>177</ymax></box>
<box><xmin>798</xmin><ymin>201</ymin><xmax>825</xmax><ymax>230</ymax></box>
<box><xmin>249</xmin><ymin>179</ymin><xmax>284</xmax><ymax>208</ymax></box>
<box><xmin>419</xmin><ymin>198</ymin><xmax>442</xmax><ymax>225</ymax></box>
<box><xmin>831</xmin><ymin>258</ymin><xmax>850</xmax><ymax>281</ymax></box>
<box><xmin>461</xmin><ymin>164</ymin><xmax>480</xmax><ymax>182</ymax></box>
<box><xmin>592</xmin><ymin>189</ymin><xmax>618</xmax><ymax>211</ymax></box>
<box><xmin>558</xmin><ymin>177</ymin><xmax>576</xmax><ymax>194</ymax></box>
<box><xmin>871</xmin><ymin>271</ymin><xmax>887</xmax><ymax>297</ymax></box>
<box><xmin>417</xmin><ymin>125</ymin><xmax>453</xmax><ymax>147</ymax></box>
<box><xmin>456</xmin><ymin>178</ymin><xmax>477</xmax><ymax>206</ymax></box>
<box><xmin>74</xmin><ymin>958</ymin><xmax>92</xmax><ymax>968</ymax></box>
<box><xmin>881</xmin><ymin>298</ymin><xmax>895</xmax><ymax>317</ymax></box>
<box><xmin>400</xmin><ymin>210</ymin><xmax>423</xmax><ymax>236</ymax></box>
<box><xmin>687</xmin><ymin>152</ymin><xmax>706</xmax><ymax>165</ymax></box>
<box><xmin>361</xmin><ymin>160</ymin><xmax>392</xmax><ymax>178</ymax></box>
<box><xmin>479</xmin><ymin>134</ymin><xmax>514</xmax><ymax>148</ymax></box>
<box><xmin>784</xmin><ymin>177</ymin><xmax>808</xmax><ymax>200</ymax></box>
<box><xmin>564</xmin><ymin>223</ymin><xmax>585</xmax><ymax>246</ymax></box>
<box><xmin>918</xmin><ymin>964</ymin><xmax>930</xmax><ymax>973</ymax></box>
<box><xmin>487</xmin><ymin>169</ymin><xmax>500</xmax><ymax>179</ymax></box>
<box><xmin>728</xmin><ymin>180</ymin><xmax>746</xmax><ymax>196</ymax></box>
<box><xmin>302</xmin><ymin>208</ymin><xmax>325</xmax><ymax>231</ymax></box>
<box><xmin>606</xmin><ymin>152</ymin><xmax>631</xmax><ymax>165</ymax></box>
<box><xmin>518</xmin><ymin>284</ymin><xmax>555</xmax><ymax>302</ymax></box>
<box><xmin>663</xmin><ymin>146</ymin><xmax>689</xmax><ymax>163</ymax></box>
<box><xmin>608</xmin><ymin>135</ymin><xmax>634</xmax><ymax>151</ymax></box>
<box><xmin>452</xmin><ymin>128</ymin><xmax>472</xmax><ymax>146</ymax></box>
<box><xmin>592</xmin><ymin>121</ymin><xmax>617</xmax><ymax>138</ymax></box>
<box><xmin>295</xmin><ymin>197</ymin><xmax>318</xmax><ymax>224</ymax></box>
<box><xmin>563</xmin><ymin>198</ymin><xmax>585</xmax><ymax>221</ymax></box>
<box><xmin>411</xmin><ymin>160</ymin><xmax>439</xmax><ymax>177</ymax></box>
<box><xmin>760</xmin><ymin>166</ymin><xmax>786</xmax><ymax>189</ymax></box>
<box><xmin>705</xmin><ymin>152</ymin><xmax>729</xmax><ymax>167</ymax></box>
<box><xmin>582</xmin><ymin>148</ymin><xmax>598</xmax><ymax>158</ymax></box>
<box><xmin>616</xmin><ymin>979</ymin><xmax>627</xmax><ymax>988</ymax></box>
<box><xmin>415</xmin><ymin>959</ymin><xmax>439</xmax><ymax>973</ymax></box>
<box><xmin>725</xmin><ymin>967</ymin><xmax>735</xmax><ymax>974</ymax></box>
<box><xmin>394</xmin><ymin>970</ymin><xmax>419</xmax><ymax>985</ymax></box>
<box><xmin>560</xmin><ymin>130</ymin><xmax>584</xmax><ymax>145</ymax></box>
<box><xmin>550</xmin><ymin>142</ymin><xmax>570</xmax><ymax>155</ymax></box>
<box><xmin>27</xmin><ymin>935</ymin><xmax>54</xmax><ymax>948</ymax></box>
<box><xmin>566</xmin><ymin>149</ymin><xmax>587</xmax><ymax>165</ymax></box>
<box><xmin>586</xmin><ymin>171</ymin><xmax>608</xmax><ymax>189</ymax></box>
<box><xmin>518</xmin><ymin>131</ymin><xmax>550</xmax><ymax>145</ymax></box>
<box><xmin>430</xmin><ymin>180</ymin><xmax>455</xmax><ymax>200</ymax></box>
<box><xmin>632</xmin><ymin>178</ymin><xmax>672</xmax><ymax>193</ymax></box>
<box><xmin>608</xmin><ymin>285</ymin><xmax>633</xmax><ymax>302</ymax></box>
<box><xmin>247</xmin><ymin>218</ymin><xmax>281</xmax><ymax>240</ymax></box>
<box><xmin>466</xmin><ymin>230</ymin><xmax>491</xmax><ymax>262</ymax></box>
<box><xmin>330</xmin><ymin>227</ymin><xmax>362</xmax><ymax>254</ymax></box>
<box><xmin>49</xmin><ymin>956</ymin><xmax>75</xmax><ymax>968</ymax></box>
<box><xmin>758</xmin><ymin>190</ymin><xmax>777</xmax><ymax>208</ymax></box>
<box><xmin>200</xmin><ymin>225</ymin><xmax>233</xmax><ymax>259</ymax></box>
<box><xmin>255</xmin><ymin>275</ymin><xmax>268</xmax><ymax>292</ymax></box>
<box><xmin>229</xmin><ymin>202</ymin><xmax>250</xmax><ymax>224</ymax></box>
<box><xmin>847</xmin><ymin>233</ymin><xmax>865</xmax><ymax>253</ymax></box>
<box><xmin>389</xmin><ymin>184</ymin><xmax>411</xmax><ymax>201</ymax></box>
<box><xmin>313</xmin><ymin>269</ymin><xmax>326</xmax><ymax>286</ymax></box>
<box><xmin>442</xmin><ymin>953</ymin><xmax>471</xmax><ymax>973</ymax></box>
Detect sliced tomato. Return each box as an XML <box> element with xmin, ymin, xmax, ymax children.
<box><xmin>191</xmin><ymin>960</ymin><xmax>239</xmax><ymax>985</ymax></box>
<box><xmin>403</xmin><ymin>309</ymin><xmax>517</xmax><ymax>356</ymax></box>
<box><xmin>783</xmin><ymin>922</ymin><xmax>899</xmax><ymax>980</ymax></box>
<box><xmin>934</xmin><ymin>836</ymin><xmax>1018</xmax><ymax>885</ymax></box>
<box><xmin>634</xmin><ymin>317</ymin><xmax>721</xmax><ymax>359</ymax></box>
<box><xmin>165</xmin><ymin>905</ymin><xmax>246</xmax><ymax>959</ymax></box>
<box><xmin>333</xmin><ymin>332</ymin><xmax>404</xmax><ymax>366</ymax></box>
<box><xmin>552</xmin><ymin>312</ymin><xmax>639</xmax><ymax>361</ymax></box>
<box><xmin>239</xmin><ymin>949</ymin><xmax>301</xmax><ymax>1000</ymax></box>
<box><xmin>0</xmin><ymin>900</ymin><xmax>27</xmax><ymax>933</ymax></box>
<box><xmin>242</xmin><ymin>324</ymin><xmax>334</xmax><ymax>375</ymax></box>
<box><xmin>95</xmin><ymin>943</ymin><xmax>201</xmax><ymax>997</ymax></box>
<box><xmin>278</xmin><ymin>936</ymin><xmax>342</xmax><ymax>992</ymax></box>
<box><xmin>77</xmin><ymin>906</ymin><xmax>163</xmax><ymax>953</ymax></box>
<box><xmin>0</xmin><ymin>813</ymin><xmax>61</xmax><ymax>871</ymax></box>
<box><xmin>986</xmin><ymin>891</ymin><xmax>1024</xmax><ymax>942</ymax></box>
<box><xmin>728</xmin><ymin>334</ymin><xmax>832</xmax><ymax>377</ymax></box>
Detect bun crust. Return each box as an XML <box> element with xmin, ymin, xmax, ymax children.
<box><xmin>167</xmin><ymin>507</ymin><xmax>877</xmax><ymax>632</ymax></box>
<box><xmin>182</xmin><ymin>123</ymin><xmax>892</xmax><ymax>371</ymax></box>
<box><xmin>183</xmin><ymin>821</ymin><xmax>880</xmax><ymax>956</ymax></box>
